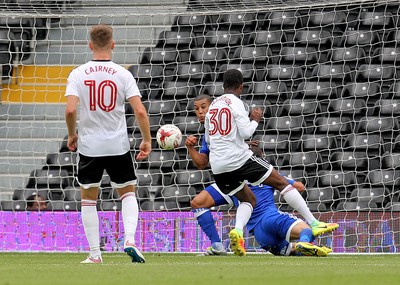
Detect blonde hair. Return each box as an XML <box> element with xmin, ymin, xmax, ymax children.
<box><xmin>90</xmin><ymin>25</ymin><xmax>113</xmax><ymax>49</ymax></box>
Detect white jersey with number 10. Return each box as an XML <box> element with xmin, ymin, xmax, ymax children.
<box><xmin>65</xmin><ymin>60</ymin><xmax>141</xmax><ymax>157</ymax></box>
<box><xmin>205</xmin><ymin>93</ymin><xmax>258</xmax><ymax>174</ymax></box>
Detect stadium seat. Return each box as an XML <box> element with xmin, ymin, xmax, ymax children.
<box><xmin>355</xmin><ymin>116</ymin><xmax>399</xmax><ymax>134</ymax></box>
<box><xmin>336</xmin><ymin>201</ymin><xmax>378</xmax><ymax>211</ymax></box>
<box><xmin>250</xmin><ymin>81</ymin><xmax>288</xmax><ymax>103</ymax></box>
<box><xmin>140</xmin><ymin>47</ymin><xmax>178</xmax><ymax>64</ymax></box>
<box><xmin>278</xmin><ymin>169</ymin><xmax>309</xmax><ymax>187</ymax></box>
<box><xmin>190</xmin><ymin>47</ymin><xmax>228</xmax><ymax>64</ymax></box>
<box><xmin>311</xmin><ymin>64</ymin><xmax>354</xmax><ymax>83</ymax></box>
<box><xmin>366</xmin><ymin>169</ymin><xmax>400</xmax><ymax>187</ymax></box>
<box><xmin>295</xmin><ymin>134</ymin><xmax>337</xmax><ymax>151</ymax></box>
<box><xmin>173</xmin><ymin>116</ymin><xmax>203</xmax><ymax>134</ymax></box>
<box><xmin>307</xmin><ymin>202</ymin><xmax>328</xmax><ymax>212</ymax></box>
<box><xmin>127</xmin><ymin>115</ymin><xmax>164</xmax><ymax>133</ymax></box>
<box><xmin>173</xmin><ymin>169</ymin><xmax>212</xmax><ymax>187</ymax></box>
<box><xmin>147</xmin><ymin>150</ymin><xmax>181</xmax><ymax>170</ymax></box>
<box><xmin>64</xmin><ymin>186</ymin><xmax>80</xmax><ymax>201</ymax></box>
<box><xmin>316</xmin><ymin>170</ymin><xmax>357</xmax><ymax>196</ymax></box>
<box><xmin>384</xmin><ymin>202</ymin><xmax>400</xmax><ymax>211</ymax></box>
<box><xmin>307</xmin><ymin>10</ymin><xmax>350</xmax><ymax>28</ymax></box>
<box><xmin>356</xmin><ymin>64</ymin><xmax>396</xmax><ymax>81</ymax></box>
<box><xmin>45</xmin><ymin>152</ymin><xmax>77</xmax><ymax>174</ymax></box>
<box><xmin>265</xmin><ymin>116</ymin><xmax>308</xmax><ymax>135</ymax></box>
<box><xmin>264</xmin><ymin>64</ymin><xmax>304</xmax><ymax>81</ymax></box>
<box><xmin>204</xmin><ymin>29</ymin><xmax>243</xmax><ymax>47</ymax></box>
<box><xmin>295</xmin><ymin>81</ymin><xmax>338</xmax><ymax>99</ymax></box>
<box><xmin>175</xmin><ymin>63</ymin><xmax>213</xmax><ymax>82</ymax></box>
<box><xmin>200</xmin><ymin>81</ymin><xmax>224</xmax><ymax>96</ymax></box>
<box><xmin>155</xmin><ymin>185</ymin><xmax>196</xmax><ymax>204</ymax></box>
<box><xmin>327</xmin><ymin>98</ymin><xmax>367</xmax><ymax>116</ymax></box>
<box><xmin>140</xmin><ymin>200</ymin><xmax>179</xmax><ymax>211</ymax></box>
<box><xmin>281</xmin><ymin>151</ymin><xmax>322</xmax><ymax>172</ymax></box>
<box><xmin>293</xmin><ymin>28</ymin><xmax>332</xmax><ymax>47</ymax></box>
<box><xmin>232</xmin><ymin>46</ymin><xmax>272</xmax><ymax>64</ymax></box>
<box><xmin>329</xmin><ymin>46</ymin><xmax>367</xmax><ymax>65</ymax></box>
<box><xmin>218</xmin><ymin>12</ymin><xmax>258</xmax><ymax>29</ymax></box>
<box><xmin>342</xmin><ymin>82</ymin><xmax>381</xmax><ymax>98</ymax></box>
<box><xmin>175</xmin><ymin>14</ymin><xmax>210</xmax><ymax>32</ymax></box>
<box><xmin>128</xmin><ymin>64</ymin><xmax>164</xmax><ymax>80</ymax></box>
<box><xmin>161</xmin><ymin>81</ymin><xmax>197</xmax><ymax>99</ymax></box>
<box><xmin>157</xmin><ymin>31</ymin><xmax>196</xmax><ymax>47</ymax></box>
<box><xmin>330</xmin><ymin>151</ymin><xmax>372</xmax><ymax>170</ymax></box>
<box><xmin>249</xmin><ymin>30</ymin><xmax>286</xmax><ymax>46</ymax></box>
<box><xmin>343</xmin><ymin>134</ymin><xmax>384</xmax><ymax>152</ymax></box>
<box><xmin>99</xmin><ymin>201</ymin><xmax>122</xmax><ymax>211</ymax></box>
<box><xmin>278</xmin><ymin>99</ymin><xmax>321</xmax><ymax>116</ymax></box>
<box><xmin>147</xmin><ymin>100</ymin><xmax>181</xmax><ymax>117</ymax></box>
<box><xmin>304</xmin><ymin>187</ymin><xmax>338</xmax><ymax>205</ymax></box>
<box><xmin>218</xmin><ymin>63</ymin><xmax>256</xmax><ymax>80</ymax></box>
<box><xmin>135</xmin><ymin>169</ymin><xmax>164</xmax><ymax>186</ymax></box>
<box><xmin>350</xmin><ymin>187</ymin><xmax>389</xmax><ymax>205</ymax></box>
<box><xmin>372</xmin><ymin>47</ymin><xmax>400</xmax><ymax>63</ymax></box>
<box><xmin>390</xmin><ymin>81</ymin><xmax>400</xmax><ymax>99</ymax></box>
<box><xmin>381</xmin><ymin>151</ymin><xmax>400</xmax><ymax>169</ymax></box>
<box><xmin>359</xmin><ymin>11</ymin><xmax>394</xmax><ymax>28</ymax></box>
<box><xmin>253</xmin><ymin>134</ymin><xmax>290</xmax><ymax>152</ymax></box>
<box><xmin>265</xmin><ymin>10</ymin><xmax>300</xmax><ymax>28</ymax></box>
<box><xmin>0</xmin><ymin>200</ymin><xmax>27</xmax><ymax>211</ymax></box>
<box><xmin>26</xmin><ymin>169</ymin><xmax>71</xmax><ymax>189</ymax></box>
<box><xmin>373</xmin><ymin>99</ymin><xmax>400</xmax><ymax>115</ymax></box>
<box><xmin>315</xmin><ymin>116</ymin><xmax>354</xmax><ymax>134</ymax></box>
<box><xmin>279</xmin><ymin>46</ymin><xmax>319</xmax><ymax>64</ymax></box>
<box><xmin>340</xmin><ymin>30</ymin><xmax>380</xmax><ymax>46</ymax></box>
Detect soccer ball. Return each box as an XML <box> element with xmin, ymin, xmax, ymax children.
<box><xmin>156</xmin><ymin>124</ymin><xmax>182</xmax><ymax>150</ymax></box>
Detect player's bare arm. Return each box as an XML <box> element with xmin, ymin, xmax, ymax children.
<box><xmin>65</xmin><ymin>95</ymin><xmax>79</xmax><ymax>152</ymax></box>
<box><xmin>185</xmin><ymin>135</ymin><xmax>209</xmax><ymax>169</ymax></box>
<box><xmin>129</xmin><ymin>96</ymin><xmax>152</xmax><ymax>160</ymax></box>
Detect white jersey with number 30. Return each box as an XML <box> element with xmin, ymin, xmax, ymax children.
<box><xmin>205</xmin><ymin>93</ymin><xmax>258</xmax><ymax>174</ymax></box>
<box><xmin>65</xmin><ymin>60</ymin><xmax>141</xmax><ymax>156</ymax></box>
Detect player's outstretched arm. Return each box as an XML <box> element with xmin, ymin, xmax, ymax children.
<box><xmin>129</xmin><ymin>96</ymin><xmax>152</xmax><ymax>160</ymax></box>
<box><xmin>185</xmin><ymin>135</ymin><xmax>209</xmax><ymax>169</ymax></box>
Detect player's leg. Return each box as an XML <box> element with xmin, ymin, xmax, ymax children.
<box><xmin>191</xmin><ymin>185</ymin><xmax>232</xmax><ymax>255</ymax></box>
<box><xmin>108</xmin><ymin>152</ymin><xmax>144</xmax><ymax>263</ymax></box>
<box><xmin>263</xmin><ymin>168</ymin><xmax>338</xmax><ymax>236</ymax></box>
<box><xmin>229</xmin><ymin>184</ymin><xmax>256</xmax><ymax>256</ymax></box>
<box><xmin>80</xmin><ymin>186</ymin><xmax>102</xmax><ymax>263</ymax></box>
<box><xmin>289</xmin><ymin>221</ymin><xmax>329</xmax><ymax>256</ymax></box>
<box><xmin>77</xmin><ymin>154</ymin><xmax>103</xmax><ymax>264</ymax></box>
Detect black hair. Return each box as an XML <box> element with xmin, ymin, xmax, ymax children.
<box><xmin>223</xmin><ymin>69</ymin><xmax>243</xmax><ymax>90</ymax></box>
<box><xmin>194</xmin><ymin>94</ymin><xmax>212</xmax><ymax>103</ymax></box>
<box><xmin>26</xmin><ymin>194</ymin><xmax>37</xmax><ymax>208</ymax></box>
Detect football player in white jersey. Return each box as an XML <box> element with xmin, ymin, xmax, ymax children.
<box><xmin>204</xmin><ymin>69</ymin><xmax>338</xmax><ymax>256</ymax></box>
<box><xmin>65</xmin><ymin>25</ymin><xmax>151</xmax><ymax>264</ymax></box>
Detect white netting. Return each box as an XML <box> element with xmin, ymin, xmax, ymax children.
<box><xmin>0</xmin><ymin>0</ymin><xmax>399</xmax><ymax>253</ymax></box>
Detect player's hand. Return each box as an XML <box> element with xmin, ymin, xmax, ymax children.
<box><xmin>67</xmin><ymin>133</ymin><xmax>78</xmax><ymax>152</ymax></box>
<box><xmin>185</xmin><ymin>135</ymin><xmax>198</xmax><ymax>147</ymax></box>
<box><xmin>293</xmin><ymin>181</ymin><xmax>305</xmax><ymax>192</ymax></box>
<box><xmin>250</xmin><ymin>107</ymin><xmax>263</xmax><ymax>123</ymax></box>
<box><xmin>136</xmin><ymin>140</ymin><xmax>151</xmax><ymax>160</ymax></box>
<box><xmin>246</xmin><ymin>140</ymin><xmax>260</xmax><ymax>147</ymax></box>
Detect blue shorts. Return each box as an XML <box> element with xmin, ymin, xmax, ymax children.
<box><xmin>252</xmin><ymin>210</ymin><xmax>301</xmax><ymax>256</ymax></box>
<box><xmin>204</xmin><ymin>183</ymin><xmax>239</xmax><ymax>207</ymax></box>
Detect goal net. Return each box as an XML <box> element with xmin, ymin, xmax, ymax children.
<box><xmin>0</xmin><ymin>0</ymin><xmax>399</xmax><ymax>253</ymax></box>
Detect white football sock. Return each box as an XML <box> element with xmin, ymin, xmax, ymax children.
<box><xmin>81</xmin><ymin>199</ymin><xmax>101</xmax><ymax>258</ymax></box>
<box><xmin>234</xmin><ymin>202</ymin><xmax>253</xmax><ymax>232</ymax></box>
<box><xmin>121</xmin><ymin>192</ymin><xmax>139</xmax><ymax>245</ymax></box>
<box><xmin>281</xmin><ymin>185</ymin><xmax>316</xmax><ymax>224</ymax></box>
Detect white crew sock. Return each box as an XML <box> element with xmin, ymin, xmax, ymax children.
<box><xmin>234</xmin><ymin>202</ymin><xmax>253</xmax><ymax>232</ymax></box>
<box><xmin>280</xmin><ymin>185</ymin><xmax>316</xmax><ymax>224</ymax></box>
<box><xmin>121</xmin><ymin>192</ymin><xmax>139</xmax><ymax>245</ymax></box>
<box><xmin>81</xmin><ymin>199</ymin><xmax>101</xmax><ymax>258</ymax></box>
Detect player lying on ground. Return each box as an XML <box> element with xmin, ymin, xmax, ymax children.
<box><xmin>186</xmin><ymin>94</ymin><xmax>338</xmax><ymax>256</ymax></box>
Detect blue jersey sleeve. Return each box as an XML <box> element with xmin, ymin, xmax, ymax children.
<box><xmin>280</xmin><ymin>173</ymin><xmax>295</xmax><ymax>185</ymax></box>
<box><xmin>199</xmin><ymin>135</ymin><xmax>210</xmax><ymax>156</ymax></box>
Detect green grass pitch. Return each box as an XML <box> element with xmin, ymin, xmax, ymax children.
<box><xmin>0</xmin><ymin>253</ymin><xmax>399</xmax><ymax>285</ymax></box>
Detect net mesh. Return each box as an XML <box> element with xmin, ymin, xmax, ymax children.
<box><xmin>0</xmin><ymin>0</ymin><xmax>400</xmax><ymax>253</ymax></box>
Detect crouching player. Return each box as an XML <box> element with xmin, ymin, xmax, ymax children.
<box><xmin>186</xmin><ymin>94</ymin><xmax>338</xmax><ymax>256</ymax></box>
